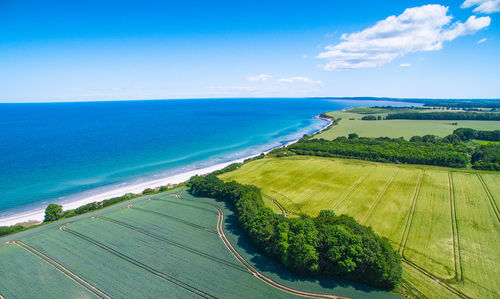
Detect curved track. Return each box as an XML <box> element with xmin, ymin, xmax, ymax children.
<box><xmin>175</xmin><ymin>193</ymin><xmax>348</xmax><ymax>299</ymax></box>
<box><xmin>11</xmin><ymin>240</ymin><xmax>111</xmax><ymax>299</ymax></box>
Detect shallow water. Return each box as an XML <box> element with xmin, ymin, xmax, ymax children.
<box><xmin>0</xmin><ymin>98</ymin><xmax>418</xmax><ymax>217</ymax></box>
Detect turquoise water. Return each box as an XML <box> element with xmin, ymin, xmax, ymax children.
<box><xmin>0</xmin><ymin>98</ymin><xmax>418</xmax><ymax>218</ymax></box>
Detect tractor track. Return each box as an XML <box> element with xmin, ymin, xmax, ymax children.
<box><xmin>397</xmin><ymin>172</ymin><xmax>470</xmax><ymax>299</ymax></box>
<box><xmin>131</xmin><ymin>207</ymin><xmax>218</xmax><ymax>234</ymax></box>
<box><xmin>97</xmin><ymin>216</ymin><xmax>247</xmax><ymax>273</ymax></box>
<box><xmin>60</xmin><ymin>224</ymin><xmax>216</xmax><ymax>299</ymax></box>
<box><xmin>448</xmin><ymin>172</ymin><xmax>463</xmax><ymax>282</ymax></box>
<box><xmin>361</xmin><ymin>167</ymin><xmax>400</xmax><ymax>224</ymax></box>
<box><xmin>174</xmin><ymin>193</ymin><xmax>348</xmax><ymax>299</ymax></box>
<box><xmin>476</xmin><ymin>174</ymin><xmax>500</xmax><ymax>224</ymax></box>
<box><xmin>11</xmin><ymin>240</ymin><xmax>111</xmax><ymax>299</ymax></box>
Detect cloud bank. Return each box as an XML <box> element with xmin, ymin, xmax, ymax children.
<box><xmin>317</xmin><ymin>5</ymin><xmax>490</xmax><ymax>70</ymax></box>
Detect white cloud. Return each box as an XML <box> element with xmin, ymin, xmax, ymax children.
<box><xmin>277</xmin><ymin>76</ymin><xmax>323</xmax><ymax>84</ymax></box>
<box><xmin>477</xmin><ymin>38</ymin><xmax>488</xmax><ymax>43</ymax></box>
<box><xmin>462</xmin><ymin>0</ymin><xmax>500</xmax><ymax>14</ymax></box>
<box><xmin>317</xmin><ymin>5</ymin><xmax>491</xmax><ymax>70</ymax></box>
<box><xmin>399</xmin><ymin>63</ymin><xmax>411</xmax><ymax>67</ymax></box>
<box><xmin>246</xmin><ymin>74</ymin><xmax>272</xmax><ymax>82</ymax></box>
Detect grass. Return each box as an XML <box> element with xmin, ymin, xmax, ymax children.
<box><xmin>452</xmin><ymin>172</ymin><xmax>500</xmax><ymax>298</ymax></box>
<box><xmin>220</xmin><ymin>156</ymin><xmax>500</xmax><ymax>298</ymax></box>
<box><xmin>0</xmin><ymin>189</ymin><xmax>394</xmax><ymax>298</ymax></box>
<box><xmin>315</xmin><ymin>109</ymin><xmax>500</xmax><ymax>140</ymax></box>
<box><xmin>0</xmin><ymin>243</ymin><xmax>98</xmax><ymax>298</ymax></box>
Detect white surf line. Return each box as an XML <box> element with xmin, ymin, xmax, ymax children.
<box><xmin>0</xmin><ymin>115</ymin><xmax>331</xmax><ymax>227</ymax></box>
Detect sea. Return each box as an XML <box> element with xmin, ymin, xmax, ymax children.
<box><xmin>0</xmin><ymin>98</ymin><xmax>419</xmax><ymax>219</ymax></box>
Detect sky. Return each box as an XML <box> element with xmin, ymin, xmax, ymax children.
<box><xmin>0</xmin><ymin>0</ymin><xmax>499</xmax><ymax>102</ymax></box>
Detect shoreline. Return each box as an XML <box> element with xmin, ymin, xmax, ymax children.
<box><xmin>0</xmin><ymin>116</ymin><xmax>331</xmax><ymax>227</ymax></box>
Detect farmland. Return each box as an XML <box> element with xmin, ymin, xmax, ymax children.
<box><xmin>220</xmin><ymin>156</ymin><xmax>500</xmax><ymax>298</ymax></box>
<box><xmin>0</xmin><ymin>189</ymin><xmax>393</xmax><ymax>298</ymax></box>
<box><xmin>315</xmin><ymin>109</ymin><xmax>500</xmax><ymax>140</ymax></box>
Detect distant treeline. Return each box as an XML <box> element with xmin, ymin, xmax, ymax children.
<box><xmin>453</xmin><ymin>128</ymin><xmax>500</xmax><ymax>142</ymax></box>
<box><xmin>386</xmin><ymin>112</ymin><xmax>500</xmax><ymax>121</ymax></box>
<box><xmin>288</xmin><ymin>137</ymin><xmax>469</xmax><ymax>168</ymax></box>
<box><xmin>189</xmin><ymin>174</ymin><xmax>402</xmax><ymax>290</ymax></box>
<box><xmin>423</xmin><ymin>102</ymin><xmax>500</xmax><ymax>109</ymax></box>
<box><xmin>361</xmin><ymin>115</ymin><xmax>382</xmax><ymax>120</ymax></box>
<box><xmin>283</xmin><ymin>127</ymin><xmax>500</xmax><ymax>170</ymax></box>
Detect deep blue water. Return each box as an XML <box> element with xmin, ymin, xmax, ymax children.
<box><xmin>0</xmin><ymin>98</ymin><xmax>418</xmax><ymax>218</ymax></box>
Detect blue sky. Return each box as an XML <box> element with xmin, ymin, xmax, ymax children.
<box><xmin>0</xmin><ymin>0</ymin><xmax>499</xmax><ymax>102</ymax></box>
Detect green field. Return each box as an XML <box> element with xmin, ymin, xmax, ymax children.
<box><xmin>0</xmin><ymin>189</ymin><xmax>394</xmax><ymax>298</ymax></box>
<box><xmin>220</xmin><ymin>156</ymin><xmax>500</xmax><ymax>298</ymax></box>
<box><xmin>316</xmin><ymin>109</ymin><xmax>500</xmax><ymax>140</ymax></box>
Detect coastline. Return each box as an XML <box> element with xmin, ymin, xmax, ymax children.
<box><xmin>0</xmin><ymin>116</ymin><xmax>331</xmax><ymax>227</ymax></box>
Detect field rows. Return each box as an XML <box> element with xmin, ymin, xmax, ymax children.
<box><xmin>1</xmin><ymin>190</ymin><xmax>383</xmax><ymax>298</ymax></box>
<box><xmin>221</xmin><ymin>157</ymin><xmax>500</xmax><ymax>298</ymax></box>
<box><xmin>1</xmin><ymin>195</ymin><xmax>293</xmax><ymax>298</ymax></box>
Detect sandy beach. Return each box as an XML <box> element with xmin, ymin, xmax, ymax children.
<box><xmin>0</xmin><ymin>116</ymin><xmax>332</xmax><ymax>227</ymax></box>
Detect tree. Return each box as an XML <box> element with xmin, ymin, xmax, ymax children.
<box><xmin>44</xmin><ymin>204</ymin><xmax>63</xmax><ymax>222</ymax></box>
<box><xmin>348</xmin><ymin>133</ymin><xmax>359</xmax><ymax>139</ymax></box>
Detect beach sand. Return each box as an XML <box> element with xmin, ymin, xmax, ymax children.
<box><xmin>0</xmin><ymin>116</ymin><xmax>332</xmax><ymax>227</ymax></box>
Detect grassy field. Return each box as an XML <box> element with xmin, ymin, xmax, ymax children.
<box><xmin>0</xmin><ymin>189</ymin><xmax>394</xmax><ymax>298</ymax></box>
<box><xmin>220</xmin><ymin>156</ymin><xmax>500</xmax><ymax>298</ymax></box>
<box><xmin>315</xmin><ymin>109</ymin><xmax>500</xmax><ymax>140</ymax></box>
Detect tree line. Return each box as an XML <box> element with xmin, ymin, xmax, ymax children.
<box><xmin>288</xmin><ymin>137</ymin><xmax>470</xmax><ymax>168</ymax></box>
<box><xmin>453</xmin><ymin>128</ymin><xmax>500</xmax><ymax>142</ymax></box>
<box><xmin>423</xmin><ymin>102</ymin><xmax>500</xmax><ymax>109</ymax></box>
<box><xmin>188</xmin><ymin>174</ymin><xmax>402</xmax><ymax>290</ymax></box>
<box><xmin>385</xmin><ymin>112</ymin><xmax>500</xmax><ymax>121</ymax></box>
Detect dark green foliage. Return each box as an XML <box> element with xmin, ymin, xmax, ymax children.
<box><xmin>453</xmin><ymin>128</ymin><xmax>500</xmax><ymax>142</ymax></box>
<box><xmin>361</xmin><ymin>115</ymin><xmax>377</xmax><ymax>120</ymax></box>
<box><xmin>386</xmin><ymin>112</ymin><xmax>500</xmax><ymax>121</ymax></box>
<box><xmin>288</xmin><ymin>137</ymin><xmax>469</xmax><ymax>168</ymax></box>
<box><xmin>188</xmin><ymin>175</ymin><xmax>402</xmax><ymax>289</ymax></box>
<box><xmin>212</xmin><ymin>163</ymin><xmax>243</xmax><ymax>175</ymax></box>
<box><xmin>348</xmin><ymin>133</ymin><xmax>359</xmax><ymax>139</ymax></box>
<box><xmin>244</xmin><ymin>153</ymin><xmax>266</xmax><ymax>163</ymax></box>
<box><xmin>269</xmin><ymin>147</ymin><xmax>296</xmax><ymax>157</ymax></box>
<box><xmin>142</xmin><ymin>188</ymin><xmax>155</xmax><ymax>194</ymax></box>
<box><xmin>44</xmin><ymin>204</ymin><xmax>63</xmax><ymax>222</ymax></box>
<box><xmin>472</xmin><ymin>144</ymin><xmax>500</xmax><ymax>170</ymax></box>
<box><xmin>423</xmin><ymin>102</ymin><xmax>500</xmax><ymax>109</ymax></box>
<box><xmin>0</xmin><ymin>225</ymin><xmax>25</xmax><ymax>237</ymax></box>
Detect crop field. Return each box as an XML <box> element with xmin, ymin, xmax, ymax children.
<box><xmin>220</xmin><ymin>156</ymin><xmax>500</xmax><ymax>298</ymax></box>
<box><xmin>315</xmin><ymin>110</ymin><xmax>500</xmax><ymax>140</ymax></box>
<box><xmin>0</xmin><ymin>189</ymin><xmax>393</xmax><ymax>298</ymax></box>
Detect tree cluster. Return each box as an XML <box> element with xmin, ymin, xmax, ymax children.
<box><xmin>386</xmin><ymin>112</ymin><xmax>500</xmax><ymax>121</ymax></box>
<box><xmin>472</xmin><ymin>144</ymin><xmax>500</xmax><ymax>171</ymax></box>
<box><xmin>453</xmin><ymin>128</ymin><xmax>500</xmax><ymax>142</ymax></box>
<box><xmin>361</xmin><ymin>115</ymin><xmax>378</xmax><ymax>120</ymax></box>
<box><xmin>288</xmin><ymin>137</ymin><xmax>469</xmax><ymax>168</ymax></box>
<box><xmin>188</xmin><ymin>174</ymin><xmax>402</xmax><ymax>290</ymax></box>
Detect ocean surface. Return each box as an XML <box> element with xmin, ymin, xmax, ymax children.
<box><xmin>0</xmin><ymin>98</ymin><xmax>418</xmax><ymax>218</ymax></box>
